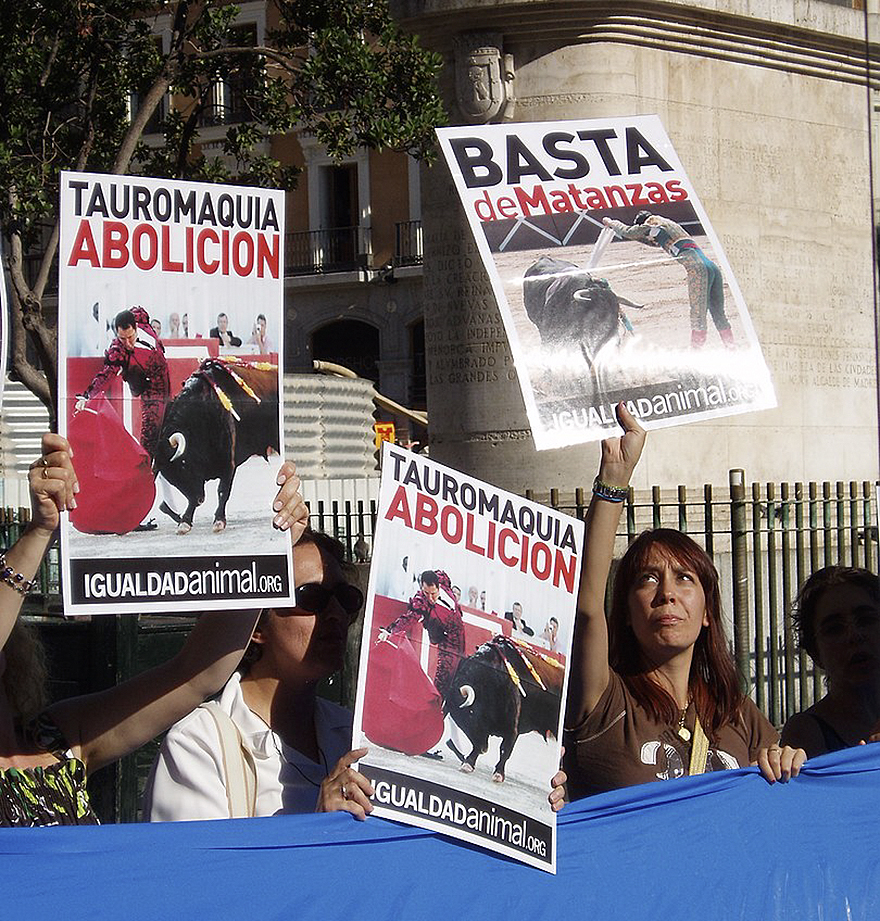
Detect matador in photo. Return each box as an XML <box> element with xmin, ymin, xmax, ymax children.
<box><xmin>603</xmin><ymin>211</ymin><xmax>735</xmax><ymax>350</ymax></box>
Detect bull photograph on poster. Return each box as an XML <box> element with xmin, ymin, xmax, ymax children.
<box><xmin>58</xmin><ymin>171</ymin><xmax>292</xmax><ymax>615</ymax></box>
<box><xmin>437</xmin><ymin>115</ymin><xmax>776</xmax><ymax>450</ymax></box>
<box><xmin>352</xmin><ymin>443</ymin><xmax>583</xmax><ymax>872</ymax></box>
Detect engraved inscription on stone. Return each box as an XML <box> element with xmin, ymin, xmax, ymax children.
<box><xmin>423</xmin><ymin>220</ymin><xmax>509</xmax><ymax>391</ymax></box>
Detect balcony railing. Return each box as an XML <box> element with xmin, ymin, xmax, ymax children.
<box><xmin>394</xmin><ymin>220</ymin><xmax>423</xmax><ymax>267</ymax></box>
<box><xmin>285</xmin><ymin>227</ymin><xmax>365</xmax><ymax>275</ymax></box>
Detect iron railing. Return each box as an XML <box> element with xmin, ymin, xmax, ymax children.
<box><xmin>0</xmin><ymin>508</ymin><xmax>60</xmax><ymax>599</ymax></box>
<box><xmin>528</xmin><ymin>474</ymin><xmax>878</xmax><ymax>727</ymax></box>
<box><xmin>6</xmin><ymin>473</ymin><xmax>877</xmax><ymax>728</ymax></box>
<box><xmin>394</xmin><ymin>220</ymin><xmax>423</xmax><ymax>267</ymax></box>
<box><xmin>285</xmin><ymin>227</ymin><xmax>364</xmax><ymax>275</ymax></box>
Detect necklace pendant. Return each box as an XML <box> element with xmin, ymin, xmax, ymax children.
<box><xmin>678</xmin><ymin>725</ymin><xmax>691</xmax><ymax>742</ymax></box>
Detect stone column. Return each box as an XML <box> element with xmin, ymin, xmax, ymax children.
<box><xmin>395</xmin><ymin>0</ymin><xmax>878</xmax><ymax>491</ymax></box>
<box><xmin>419</xmin><ymin>29</ymin><xmax>597</xmax><ymax>493</ymax></box>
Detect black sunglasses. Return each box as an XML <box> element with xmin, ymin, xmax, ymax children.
<box><xmin>294</xmin><ymin>582</ymin><xmax>364</xmax><ymax>619</ymax></box>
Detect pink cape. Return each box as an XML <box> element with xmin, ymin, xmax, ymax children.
<box><xmin>68</xmin><ymin>393</ymin><xmax>156</xmax><ymax>534</ymax></box>
<box><xmin>362</xmin><ymin>629</ymin><xmax>444</xmax><ymax>755</ymax></box>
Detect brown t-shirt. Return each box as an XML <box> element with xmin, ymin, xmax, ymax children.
<box><xmin>564</xmin><ymin>672</ymin><xmax>778</xmax><ymax>800</ymax></box>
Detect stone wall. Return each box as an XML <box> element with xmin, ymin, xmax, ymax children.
<box><xmin>396</xmin><ymin>0</ymin><xmax>879</xmax><ymax>492</ymax></box>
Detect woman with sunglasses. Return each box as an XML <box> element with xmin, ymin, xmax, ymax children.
<box><xmin>143</xmin><ymin>529</ymin><xmax>375</xmax><ymax>821</ymax></box>
<box><xmin>0</xmin><ymin>435</ymin><xmax>308</xmax><ymax>827</ymax></box>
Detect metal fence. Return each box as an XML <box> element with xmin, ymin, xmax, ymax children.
<box><xmin>6</xmin><ymin>472</ymin><xmax>878</xmax><ymax>729</ymax></box>
<box><xmin>528</xmin><ymin>473</ymin><xmax>878</xmax><ymax>728</ymax></box>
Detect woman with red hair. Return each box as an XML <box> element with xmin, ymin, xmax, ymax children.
<box><xmin>564</xmin><ymin>404</ymin><xmax>804</xmax><ymax>798</ymax></box>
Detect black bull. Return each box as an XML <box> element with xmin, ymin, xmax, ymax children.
<box><xmin>523</xmin><ymin>255</ymin><xmax>623</xmax><ymax>370</ymax></box>
<box><xmin>444</xmin><ymin>636</ymin><xmax>563</xmax><ymax>782</ymax></box>
<box><xmin>153</xmin><ymin>359</ymin><xmax>279</xmax><ymax>533</ymax></box>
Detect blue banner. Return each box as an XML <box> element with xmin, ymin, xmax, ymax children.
<box><xmin>2</xmin><ymin>746</ymin><xmax>878</xmax><ymax>920</ymax></box>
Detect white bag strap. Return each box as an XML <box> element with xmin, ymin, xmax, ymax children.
<box><xmin>688</xmin><ymin>715</ymin><xmax>710</xmax><ymax>777</ymax></box>
<box><xmin>200</xmin><ymin>701</ymin><xmax>258</xmax><ymax>818</ymax></box>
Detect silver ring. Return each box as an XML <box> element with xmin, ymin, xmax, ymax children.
<box><xmin>41</xmin><ymin>465</ymin><xmax>50</xmax><ymax>480</ymax></box>
<box><xmin>341</xmin><ymin>784</ymin><xmax>348</xmax><ymax>800</ymax></box>
<box><xmin>40</xmin><ymin>456</ymin><xmax>49</xmax><ymax>467</ymax></box>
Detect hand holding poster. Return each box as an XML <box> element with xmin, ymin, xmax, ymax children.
<box><xmin>58</xmin><ymin>171</ymin><xmax>292</xmax><ymax>614</ymax></box>
<box><xmin>436</xmin><ymin>116</ymin><xmax>776</xmax><ymax>449</ymax></box>
<box><xmin>352</xmin><ymin>443</ymin><xmax>584</xmax><ymax>872</ymax></box>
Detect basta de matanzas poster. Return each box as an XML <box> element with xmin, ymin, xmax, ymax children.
<box><xmin>436</xmin><ymin>115</ymin><xmax>776</xmax><ymax>450</ymax></box>
<box><xmin>57</xmin><ymin>171</ymin><xmax>293</xmax><ymax>615</ymax></box>
<box><xmin>352</xmin><ymin>442</ymin><xmax>583</xmax><ymax>872</ymax></box>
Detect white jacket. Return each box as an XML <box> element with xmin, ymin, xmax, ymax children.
<box><xmin>142</xmin><ymin>672</ymin><xmax>352</xmax><ymax>821</ymax></box>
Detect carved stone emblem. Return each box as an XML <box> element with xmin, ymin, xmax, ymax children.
<box><xmin>453</xmin><ymin>33</ymin><xmax>515</xmax><ymax>124</ymax></box>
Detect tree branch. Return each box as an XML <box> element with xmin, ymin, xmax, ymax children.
<box><xmin>190</xmin><ymin>43</ymin><xmax>304</xmax><ymax>76</ymax></box>
<box><xmin>113</xmin><ymin>72</ymin><xmax>172</xmax><ymax>174</ymax></box>
<box><xmin>39</xmin><ymin>31</ymin><xmax>62</xmax><ymax>87</ymax></box>
<box><xmin>7</xmin><ymin>283</ymin><xmax>53</xmax><ymax>419</ymax></box>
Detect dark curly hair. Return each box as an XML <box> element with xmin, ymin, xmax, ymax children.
<box><xmin>791</xmin><ymin>566</ymin><xmax>880</xmax><ymax>664</ymax></box>
<box><xmin>3</xmin><ymin>620</ymin><xmax>49</xmax><ymax>727</ymax></box>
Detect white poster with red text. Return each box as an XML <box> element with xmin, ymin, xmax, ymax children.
<box><xmin>352</xmin><ymin>442</ymin><xmax>583</xmax><ymax>872</ymax></box>
<box><xmin>436</xmin><ymin>116</ymin><xmax>775</xmax><ymax>449</ymax></box>
<box><xmin>58</xmin><ymin>171</ymin><xmax>293</xmax><ymax>615</ymax></box>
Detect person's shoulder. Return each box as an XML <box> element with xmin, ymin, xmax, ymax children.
<box><xmin>105</xmin><ymin>339</ymin><xmax>127</xmax><ymax>359</ymax></box>
<box><xmin>315</xmin><ymin>697</ymin><xmax>353</xmax><ymax>731</ymax></box>
<box><xmin>781</xmin><ymin>707</ymin><xmax>827</xmax><ymax>755</ymax></box>
<box><xmin>564</xmin><ymin>669</ymin><xmax>622</xmax><ymax>736</ymax></box>
<box><xmin>737</xmin><ymin>695</ymin><xmax>774</xmax><ymax>730</ymax></box>
<box><xmin>164</xmin><ymin>678</ymin><xmax>239</xmax><ymax>741</ymax></box>
<box><xmin>163</xmin><ymin>701</ymin><xmax>219</xmax><ymax>742</ymax></box>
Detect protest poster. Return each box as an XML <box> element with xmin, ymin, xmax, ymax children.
<box><xmin>436</xmin><ymin>115</ymin><xmax>776</xmax><ymax>450</ymax></box>
<box><xmin>58</xmin><ymin>171</ymin><xmax>292</xmax><ymax>615</ymax></box>
<box><xmin>352</xmin><ymin>442</ymin><xmax>583</xmax><ymax>872</ymax></box>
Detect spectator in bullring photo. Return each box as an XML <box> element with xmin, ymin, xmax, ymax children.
<box><xmin>247</xmin><ymin>313</ymin><xmax>275</xmax><ymax>353</ymax></box>
<box><xmin>505</xmin><ymin>601</ymin><xmax>534</xmax><ymax>637</ymax></box>
<box><xmin>540</xmin><ymin>617</ymin><xmax>560</xmax><ymax>652</ymax></box>
<box><xmin>211</xmin><ymin>312</ymin><xmax>242</xmax><ymax>347</ymax></box>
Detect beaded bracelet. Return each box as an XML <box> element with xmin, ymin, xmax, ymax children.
<box><xmin>0</xmin><ymin>553</ymin><xmax>36</xmax><ymax>595</ymax></box>
<box><xmin>592</xmin><ymin>476</ymin><xmax>629</xmax><ymax>503</ymax></box>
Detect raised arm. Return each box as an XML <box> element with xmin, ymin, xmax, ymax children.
<box><xmin>0</xmin><ymin>434</ymin><xmax>78</xmax><ymax>652</ymax></box>
<box><xmin>567</xmin><ymin>403</ymin><xmax>645</xmax><ymax>728</ymax></box>
<box><xmin>49</xmin><ymin>460</ymin><xmax>309</xmax><ymax>773</ymax></box>
<box><xmin>603</xmin><ymin>216</ymin><xmax>652</xmax><ymax>243</ymax></box>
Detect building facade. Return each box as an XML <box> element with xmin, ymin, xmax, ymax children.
<box><xmin>392</xmin><ymin>0</ymin><xmax>880</xmax><ymax>493</ymax></box>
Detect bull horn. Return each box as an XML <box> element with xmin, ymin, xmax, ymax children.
<box><xmin>572</xmin><ymin>288</ymin><xmax>594</xmax><ymax>302</ymax></box>
<box><xmin>168</xmin><ymin>432</ymin><xmax>187</xmax><ymax>462</ymax></box>
<box><xmin>458</xmin><ymin>685</ymin><xmax>475</xmax><ymax>708</ymax></box>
